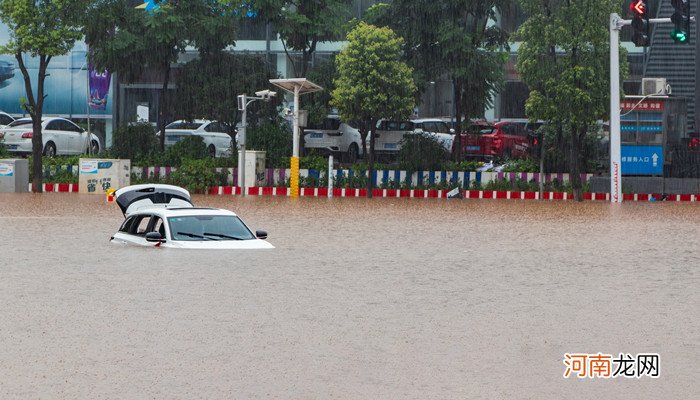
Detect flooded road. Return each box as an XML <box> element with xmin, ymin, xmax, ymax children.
<box><xmin>0</xmin><ymin>193</ymin><xmax>698</xmax><ymax>399</ymax></box>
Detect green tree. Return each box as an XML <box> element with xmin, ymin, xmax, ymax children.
<box><xmin>366</xmin><ymin>0</ymin><xmax>509</xmax><ymax>160</ymax></box>
<box><xmin>84</xmin><ymin>0</ymin><xmax>238</xmax><ymax>152</ymax></box>
<box><xmin>331</xmin><ymin>22</ymin><xmax>415</xmax><ymax>197</ymax></box>
<box><xmin>173</xmin><ymin>52</ymin><xmax>279</xmax><ymax>135</ymax></box>
<box><xmin>517</xmin><ymin>0</ymin><xmax>625</xmax><ymax>200</ymax></box>
<box><xmin>0</xmin><ymin>0</ymin><xmax>89</xmax><ymax>192</ymax></box>
<box><xmin>256</xmin><ymin>0</ymin><xmax>351</xmax><ymax>77</ymax></box>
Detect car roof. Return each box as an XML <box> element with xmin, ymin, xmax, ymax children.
<box><xmin>11</xmin><ymin>116</ymin><xmax>68</xmax><ymax>123</ymax></box>
<box><xmin>133</xmin><ymin>207</ymin><xmax>238</xmax><ymax>218</ymax></box>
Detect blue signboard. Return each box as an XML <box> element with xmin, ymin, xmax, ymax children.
<box><xmin>621</xmin><ymin>145</ymin><xmax>663</xmax><ymax>175</ymax></box>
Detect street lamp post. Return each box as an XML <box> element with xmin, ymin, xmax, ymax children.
<box><xmin>269</xmin><ymin>78</ymin><xmax>323</xmax><ymax>199</ymax></box>
<box><xmin>237</xmin><ymin>90</ymin><xmax>277</xmax><ymax>193</ymax></box>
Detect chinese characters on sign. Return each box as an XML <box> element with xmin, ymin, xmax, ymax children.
<box><xmin>563</xmin><ymin>353</ymin><xmax>659</xmax><ymax>378</ymax></box>
<box><xmin>619</xmin><ymin>101</ymin><xmax>664</xmax><ymax>111</ymax></box>
<box><xmin>86</xmin><ymin>178</ymin><xmax>112</xmax><ymax>193</ymax></box>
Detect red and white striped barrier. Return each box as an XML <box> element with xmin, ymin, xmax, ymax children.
<box><xmin>207</xmin><ymin>186</ymin><xmax>700</xmax><ymax>202</ymax></box>
<box><xmin>28</xmin><ymin>183</ymin><xmax>80</xmax><ymax>193</ymax></box>
<box><xmin>25</xmin><ymin>183</ymin><xmax>699</xmax><ymax>202</ymax></box>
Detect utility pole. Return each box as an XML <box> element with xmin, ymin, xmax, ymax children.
<box><xmin>696</xmin><ymin>0</ymin><xmax>699</xmax><ymax>135</ymax></box>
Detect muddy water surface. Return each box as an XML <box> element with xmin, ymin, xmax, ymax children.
<box><xmin>0</xmin><ymin>193</ymin><xmax>698</xmax><ymax>399</ymax></box>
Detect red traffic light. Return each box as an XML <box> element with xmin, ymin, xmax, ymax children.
<box><xmin>630</xmin><ymin>0</ymin><xmax>646</xmax><ymax>15</ymax></box>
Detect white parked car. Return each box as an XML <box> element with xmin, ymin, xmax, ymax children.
<box><xmin>0</xmin><ymin>117</ymin><xmax>101</xmax><ymax>156</ymax></box>
<box><xmin>111</xmin><ymin>184</ymin><xmax>274</xmax><ymax>249</ymax></box>
<box><xmin>303</xmin><ymin>115</ymin><xmax>363</xmax><ymax>163</ymax></box>
<box><xmin>162</xmin><ymin>119</ymin><xmax>233</xmax><ymax>157</ymax></box>
<box><xmin>411</xmin><ymin>118</ymin><xmax>455</xmax><ymax>153</ymax></box>
<box><xmin>373</xmin><ymin>120</ymin><xmax>414</xmax><ymax>156</ymax></box>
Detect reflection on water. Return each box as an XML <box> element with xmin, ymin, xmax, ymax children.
<box><xmin>0</xmin><ymin>193</ymin><xmax>698</xmax><ymax>399</ymax></box>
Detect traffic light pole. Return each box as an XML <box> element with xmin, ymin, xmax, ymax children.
<box><xmin>609</xmin><ymin>13</ymin><xmax>694</xmax><ymax>203</ymax></box>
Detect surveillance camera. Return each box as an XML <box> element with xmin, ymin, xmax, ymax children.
<box><xmin>255</xmin><ymin>89</ymin><xmax>277</xmax><ymax>100</ymax></box>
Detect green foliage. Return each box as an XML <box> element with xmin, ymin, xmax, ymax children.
<box><xmin>397</xmin><ymin>133</ymin><xmax>449</xmax><ymax>171</ymax></box>
<box><xmin>0</xmin><ymin>142</ymin><xmax>9</xmax><ymax>158</ymax></box>
<box><xmin>256</xmin><ymin>0</ymin><xmax>351</xmax><ymax>77</ymax></box>
<box><xmin>85</xmin><ymin>0</ymin><xmax>238</xmax><ymax>81</ymax></box>
<box><xmin>300</xmin><ymin>154</ymin><xmax>328</xmax><ymax>171</ymax></box>
<box><xmin>501</xmin><ymin>158</ymin><xmax>539</xmax><ymax>173</ymax></box>
<box><xmin>174</xmin><ymin>52</ymin><xmax>279</xmax><ymax>132</ymax></box>
<box><xmin>111</xmin><ymin>123</ymin><xmax>159</xmax><ymax>160</ymax></box>
<box><xmin>367</xmin><ymin>0</ymin><xmax>509</xmax><ymax>119</ymax></box>
<box><xmin>168</xmin><ymin>158</ymin><xmax>223</xmax><ymax>194</ymax></box>
<box><xmin>0</xmin><ymin>0</ymin><xmax>87</xmax><ymax>57</ymax></box>
<box><xmin>44</xmin><ymin>169</ymin><xmax>78</xmax><ymax>185</ymax></box>
<box><xmin>164</xmin><ymin>136</ymin><xmax>209</xmax><ymax>165</ymax></box>
<box><xmin>442</xmin><ymin>160</ymin><xmax>485</xmax><ymax>171</ymax></box>
<box><xmin>246</xmin><ymin>120</ymin><xmax>292</xmax><ymax>168</ymax></box>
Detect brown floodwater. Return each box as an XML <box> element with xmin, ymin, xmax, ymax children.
<box><xmin>0</xmin><ymin>193</ymin><xmax>698</xmax><ymax>399</ymax></box>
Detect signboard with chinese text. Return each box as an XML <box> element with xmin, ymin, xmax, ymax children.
<box><xmin>79</xmin><ymin>158</ymin><xmax>130</xmax><ymax>194</ymax></box>
<box><xmin>620</xmin><ymin>100</ymin><xmax>665</xmax><ymax>111</ymax></box>
<box><xmin>621</xmin><ymin>145</ymin><xmax>663</xmax><ymax>175</ymax></box>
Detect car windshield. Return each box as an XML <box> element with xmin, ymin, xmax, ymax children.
<box><xmin>168</xmin><ymin>215</ymin><xmax>255</xmax><ymax>241</ymax></box>
<box><xmin>166</xmin><ymin>121</ymin><xmax>203</xmax><ymax>130</ymax></box>
<box><xmin>8</xmin><ymin>119</ymin><xmax>32</xmax><ymax>127</ymax></box>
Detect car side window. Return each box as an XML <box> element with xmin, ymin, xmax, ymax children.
<box><xmin>45</xmin><ymin>120</ymin><xmax>61</xmax><ymax>130</ymax></box>
<box><xmin>119</xmin><ymin>216</ymin><xmax>135</xmax><ymax>233</ymax></box>
<box><xmin>64</xmin><ymin>120</ymin><xmax>82</xmax><ymax>133</ymax></box>
<box><xmin>0</xmin><ymin>114</ymin><xmax>12</xmax><ymax>125</ymax></box>
<box><xmin>132</xmin><ymin>215</ymin><xmax>153</xmax><ymax>236</ymax></box>
<box><xmin>152</xmin><ymin>217</ymin><xmax>165</xmax><ymax>237</ymax></box>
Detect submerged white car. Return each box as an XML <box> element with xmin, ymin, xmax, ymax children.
<box><xmin>111</xmin><ymin>184</ymin><xmax>274</xmax><ymax>249</ymax></box>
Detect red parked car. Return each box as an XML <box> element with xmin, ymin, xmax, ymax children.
<box><xmin>456</xmin><ymin>120</ymin><xmax>533</xmax><ymax>159</ymax></box>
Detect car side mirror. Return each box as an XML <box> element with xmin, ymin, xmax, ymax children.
<box><xmin>450</xmin><ymin>128</ymin><xmax>455</xmax><ymax>134</ymax></box>
<box><xmin>255</xmin><ymin>230</ymin><xmax>268</xmax><ymax>240</ymax></box>
<box><xmin>145</xmin><ymin>231</ymin><xmax>166</xmax><ymax>243</ymax></box>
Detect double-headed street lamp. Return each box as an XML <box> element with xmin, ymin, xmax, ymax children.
<box><xmin>237</xmin><ymin>89</ymin><xmax>277</xmax><ymax>192</ymax></box>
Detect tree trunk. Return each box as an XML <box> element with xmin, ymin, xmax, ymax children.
<box><xmin>16</xmin><ymin>53</ymin><xmax>49</xmax><ymax>193</ymax></box>
<box><xmin>366</xmin><ymin>122</ymin><xmax>376</xmax><ymax>198</ymax></box>
<box><xmin>360</xmin><ymin>125</ymin><xmax>368</xmax><ymax>159</ymax></box>
<box><xmin>569</xmin><ymin>125</ymin><xmax>583</xmax><ymax>201</ymax></box>
<box><xmin>158</xmin><ymin>63</ymin><xmax>172</xmax><ymax>153</ymax></box>
<box><xmin>452</xmin><ymin>77</ymin><xmax>462</xmax><ymax>162</ymax></box>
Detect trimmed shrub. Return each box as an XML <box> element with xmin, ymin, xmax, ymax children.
<box><xmin>397</xmin><ymin>133</ymin><xmax>449</xmax><ymax>171</ymax></box>
<box><xmin>111</xmin><ymin>123</ymin><xmax>159</xmax><ymax>160</ymax></box>
<box><xmin>246</xmin><ymin>120</ymin><xmax>292</xmax><ymax>168</ymax></box>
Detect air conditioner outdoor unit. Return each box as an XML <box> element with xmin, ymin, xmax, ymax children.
<box><xmin>641</xmin><ymin>78</ymin><xmax>669</xmax><ymax>96</ymax></box>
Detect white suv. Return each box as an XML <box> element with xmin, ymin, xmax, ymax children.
<box><xmin>303</xmin><ymin>115</ymin><xmax>363</xmax><ymax>163</ymax></box>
